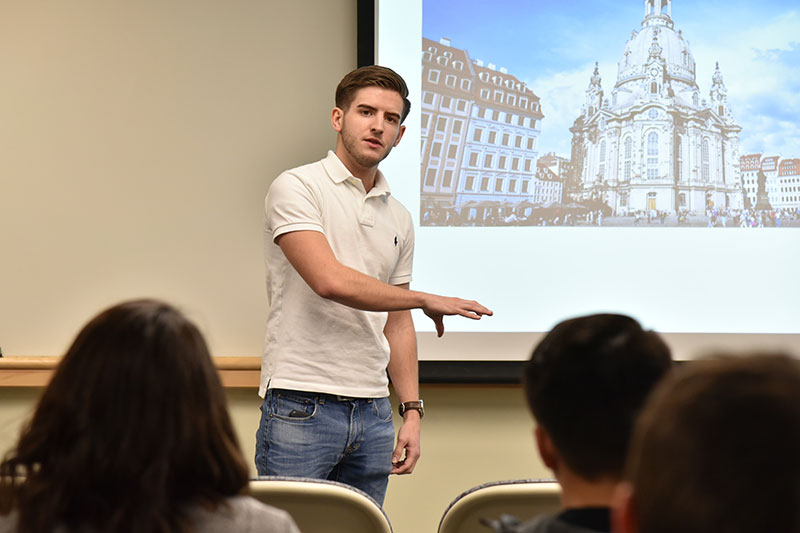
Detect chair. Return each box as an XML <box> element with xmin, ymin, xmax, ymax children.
<box><xmin>249</xmin><ymin>476</ymin><xmax>393</xmax><ymax>533</ymax></box>
<box><xmin>438</xmin><ymin>479</ymin><xmax>561</xmax><ymax>533</ymax></box>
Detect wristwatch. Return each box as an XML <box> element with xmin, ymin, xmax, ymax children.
<box><xmin>398</xmin><ymin>400</ymin><xmax>424</xmax><ymax>419</ymax></box>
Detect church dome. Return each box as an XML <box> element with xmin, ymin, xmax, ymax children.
<box><xmin>615</xmin><ymin>0</ymin><xmax>698</xmax><ymax>91</ymax></box>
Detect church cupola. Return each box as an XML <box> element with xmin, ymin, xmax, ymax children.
<box><xmin>643</xmin><ymin>0</ymin><xmax>674</xmax><ymax>29</ymax></box>
<box><xmin>643</xmin><ymin>32</ymin><xmax>666</xmax><ymax>97</ymax></box>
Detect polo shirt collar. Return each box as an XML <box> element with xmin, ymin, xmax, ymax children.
<box><xmin>322</xmin><ymin>150</ymin><xmax>392</xmax><ymax>198</ymax></box>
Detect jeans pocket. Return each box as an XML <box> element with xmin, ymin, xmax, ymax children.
<box><xmin>272</xmin><ymin>391</ymin><xmax>318</xmax><ymax>421</ymax></box>
<box><xmin>373</xmin><ymin>397</ymin><xmax>394</xmax><ymax>422</ymax></box>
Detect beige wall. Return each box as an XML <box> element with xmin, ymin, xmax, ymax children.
<box><xmin>0</xmin><ymin>384</ymin><xmax>547</xmax><ymax>533</ymax></box>
<box><xmin>0</xmin><ymin>0</ymin><xmax>355</xmax><ymax>357</ymax></box>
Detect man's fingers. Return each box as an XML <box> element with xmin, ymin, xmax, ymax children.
<box><xmin>435</xmin><ymin>316</ymin><xmax>444</xmax><ymax>337</ymax></box>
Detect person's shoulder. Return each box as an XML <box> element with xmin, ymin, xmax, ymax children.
<box><xmin>192</xmin><ymin>496</ymin><xmax>299</xmax><ymax>533</ymax></box>
<box><xmin>0</xmin><ymin>511</ymin><xmax>18</xmax><ymax>533</ymax></box>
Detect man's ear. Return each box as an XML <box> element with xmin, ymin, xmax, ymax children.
<box><xmin>611</xmin><ymin>482</ymin><xmax>638</xmax><ymax>533</ymax></box>
<box><xmin>331</xmin><ymin>107</ymin><xmax>344</xmax><ymax>133</ymax></box>
<box><xmin>534</xmin><ymin>425</ymin><xmax>559</xmax><ymax>471</ymax></box>
<box><xmin>392</xmin><ymin>124</ymin><xmax>406</xmax><ymax>147</ymax></box>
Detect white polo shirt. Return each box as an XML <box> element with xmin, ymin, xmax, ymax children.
<box><xmin>260</xmin><ymin>151</ymin><xmax>414</xmax><ymax>398</ymax></box>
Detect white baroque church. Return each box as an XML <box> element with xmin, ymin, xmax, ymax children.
<box><xmin>569</xmin><ymin>0</ymin><xmax>744</xmax><ymax>215</ymax></box>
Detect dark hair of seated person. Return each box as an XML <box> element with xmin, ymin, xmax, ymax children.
<box><xmin>0</xmin><ymin>299</ymin><xmax>249</xmax><ymax>533</ymax></box>
<box><xmin>523</xmin><ymin>313</ymin><xmax>672</xmax><ymax>480</ymax></box>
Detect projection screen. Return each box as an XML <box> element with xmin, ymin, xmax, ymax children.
<box><xmin>373</xmin><ymin>0</ymin><xmax>800</xmax><ymax>362</ymax></box>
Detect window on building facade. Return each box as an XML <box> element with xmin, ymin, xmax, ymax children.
<box><xmin>502</xmin><ymin>133</ymin><xmax>510</xmax><ymax>146</ymax></box>
<box><xmin>429</xmin><ymin>70</ymin><xmax>440</xmax><ymax>83</ymax></box>
<box><xmin>488</xmin><ymin>131</ymin><xmax>497</xmax><ymax>144</ymax></box>
<box><xmin>518</xmin><ymin>116</ymin><xmax>525</xmax><ymax>127</ymax></box>
<box><xmin>432</xmin><ymin>142</ymin><xmax>442</xmax><ymax>158</ymax></box>
<box><xmin>465</xmin><ymin>175</ymin><xmax>475</xmax><ymax>190</ymax></box>
<box><xmin>445</xmin><ymin>75</ymin><xmax>456</xmax><ymax>87</ymax></box>
<box><xmin>599</xmin><ymin>140</ymin><xmax>607</xmax><ymax>178</ymax></box>
<box><xmin>421</xmin><ymin>113</ymin><xmax>430</xmax><ymax>129</ymax></box>
<box><xmin>492</xmin><ymin>110</ymin><xmax>499</xmax><ymax>121</ymax></box>
<box><xmin>524</xmin><ymin>159</ymin><xmax>532</xmax><ymax>172</ymax></box>
<box><xmin>499</xmin><ymin>155</ymin><xmax>507</xmax><ymax>169</ymax></box>
<box><xmin>423</xmin><ymin>92</ymin><xmax>434</xmax><ymax>105</ymax></box>
<box><xmin>623</xmin><ymin>136</ymin><xmax>633</xmax><ymax>180</ymax></box>
<box><xmin>469</xmin><ymin>152</ymin><xmax>479</xmax><ymax>166</ymax></box>
<box><xmin>442</xmin><ymin>170</ymin><xmax>453</xmax><ymax>188</ymax></box>
<box><xmin>522</xmin><ymin>180</ymin><xmax>530</xmax><ymax>193</ymax></box>
<box><xmin>527</xmin><ymin>138</ymin><xmax>535</xmax><ymax>150</ymax></box>
<box><xmin>512</xmin><ymin>157</ymin><xmax>520</xmax><ymax>171</ymax></box>
<box><xmin>457</xmin><ymin>100</ymin><xmax>467</xmax><ymax>112</ymax></box>
<box><xmin>481</xmin><ymin>176</ymin><xmax>490</xmax><ymax>191</ymax></box>
<box><xmin>494</xmin><ymin>91</ymin><xmax>503</xmax><ymax>102</ymax></box>
<box><xmin>480</xmin><ymin>88</ymin><xmax>489</xmax><ymax>99</ymax></box>
<box><xmin>495</xmin><ymin>178</ymin><xmax>504</xmax><ymax>192</ymax></box>
<box><xmin>448</xmin><ymin>144</ymin><xmax>458</xmax><ymax>159</ymax></box>
<box><xmin>485</xmin><ymin>153</ymin><xmax>494</xmax><ymax>168</ymax></box>
<box><xmin>425</xmin><ymin>168</ymin><xmax>436</xmax><ymax>187</ymax></box>
<box><xmin>647</xmin><ymin>132</ymin><xmax>658</xmax><ymax>179</ymax></box>
<box><xmin>440</xmin><ymin>96</ymin><xmax>451</xmax><ymax>109</ymax></box>
<box><xmin>507</xmin><ymin>94</ymin><xmax>516</xmax><ymax>106</ymax></box>
<box><xmin>509</xmin><ymin>179</ymin><xmax>517</xmax><ymax>192</ymax></box>
<box><xmin>702</xmin><ymin>139</ymin><xmax>710</xmax><ymax>182</ymax></box>
<box><xmin>436</xmin><ymin>117</ymin><xmax>446</xmax><ymax>132</ymax></box>
<box><xmin>473</xmin><ymin>128</ymin><xmax>483</xmax><ymax>142</ymax></box>
<box><xmin>680</xmin><ymin>192</ymin><xmax>687</xmax><ymax>206</ymax></box>
<box><xmin>453</xmin><ymin>60</ymin><xmax>463</xmax><ymax>70</ymax></box>
<box><xmin>461</xmin><ymin>79</ymin><xmax>471</xmax><ymax>91</ymax></box>
<box><xmin>514</xmin><ymin>135</ymin><xmax>522</xmax><ymax>148</ymax></box>
<box><xmin>677</xmin><ymin>137</ymin><xmax>683</xmax><ymax>180</ymax></box>
<box><xmin>423</xmin><ymin>51</ymin><xmax>432</xmax><ymax>62</ymax></box>
<box><xmin>452</xmin><ymin>120</ymin><xmax>462</xmax><ymax>134</ymax></box>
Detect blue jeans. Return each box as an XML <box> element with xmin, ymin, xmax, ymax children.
<box><xmin>255</xmin><ymin>388</ymin><xmax>395</xmax><ymax>505</ymax></box>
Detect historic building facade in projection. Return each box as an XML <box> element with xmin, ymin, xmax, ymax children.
<box><xmin>741</xmin><ymin>154</ymin><xmax>800</xmax><ymax>211</ymax></box>
<box><xmin>569</xmin><ymin>0</ymin><xmax>744</xmax><ymax>215</ymax></box>
<box><xmin>421</xmin><ymin>37</ymin><xmax>546</xmax><ymax>218</ymax></box>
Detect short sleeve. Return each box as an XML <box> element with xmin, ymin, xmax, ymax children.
<box><xmin>265</xmin><ymin>171</ymin><xmax>324</xmax><ymax>242</ymax></box>
<box><xmin>389</xmin><ymin>208</ymin><xmax>414</xmax><ymax>285</ymax></box>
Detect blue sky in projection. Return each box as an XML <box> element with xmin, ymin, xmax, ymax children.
<box><xmin>423</xmin><ymin>0</ymin><xmax>800</xmax><ymax>159</ymax></box>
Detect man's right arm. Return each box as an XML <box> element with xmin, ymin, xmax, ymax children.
<box><xmin>276</xmin><ymin>230</ymin><xmax>492</xmax><ymax>336</ymax></box>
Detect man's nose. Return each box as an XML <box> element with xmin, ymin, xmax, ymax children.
<box><xmin>370</xmin><ymin>114</ymin><xmax>384</xmax><ymax>132</ymax></box>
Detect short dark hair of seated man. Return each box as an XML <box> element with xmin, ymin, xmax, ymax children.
<box><xmin>516</xmin><ymin>314</ymin><xmax>672</xmax><ymax>533</ymax></box>
<box><xmin>613</xmin><ymin>353</ymin><xmax>800</xmax><ymax>533</ymax></box>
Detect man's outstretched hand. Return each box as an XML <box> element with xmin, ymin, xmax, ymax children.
<box><xmin>422</xmin><ymin>295</ymin><xmax>493</xmax><ymax>337</ymax></box>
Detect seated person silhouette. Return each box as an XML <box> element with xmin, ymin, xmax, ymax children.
<box><xmin>0</xmin><ymin>299</ymin><xmax>299</xmax><ymax>533</ymax></box>
<box><xmin>613</xmin><ymin>353</ymin><xmax>800</xmax><ymax>533</ymax></box>
<box><xmin>495</xmin><ymin>314</ymin><xmax>672</xmax><ymax>533</ymax></box>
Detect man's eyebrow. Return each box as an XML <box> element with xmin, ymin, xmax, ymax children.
<box><xmin>356</xmin><ymin>103</ymin><xmax>401</xmax><ymax>119</ymax></box>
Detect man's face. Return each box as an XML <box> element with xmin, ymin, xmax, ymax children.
<box><xmin>332</xmin><ymin>86</ymin><xmax>406</xmax><ymax>171</ymax></box>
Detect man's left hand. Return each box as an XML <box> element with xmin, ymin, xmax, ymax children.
<box><xmin>391</xmin><ymin>414</ymin><xmax>421</xmax><ymax>474</ymax></box>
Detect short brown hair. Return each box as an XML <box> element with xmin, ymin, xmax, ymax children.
<box><xmin>335</xmin><ymin>65</ymin><xmax>411</xmax><ymax>122</ymax></box>
<box><xmin>626</xmin><ymin>354</ymin><xmax>800</xmax><ymax>533</ymax></box>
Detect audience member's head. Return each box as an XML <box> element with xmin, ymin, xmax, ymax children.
<box><xmin>0</xmin><ymin>299</ymin><xmax>249</xmax><ymax>533</ymax></box>
<box><xmin>614</xmin><ymin>353</ymin><xmax>800</xmax><ymax>533</ymax></box>
<box><xmin>524</xmin><ymin>314</ymin><xmax>672</xmax><ymax>485</ymax></box>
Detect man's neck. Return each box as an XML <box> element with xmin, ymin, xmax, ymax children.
<box><xmin>335</xmin><ymin>148</ymin><xmax>379</xmax><ymax>192</ymax></box>
<box><xmin>556</xmin><ymin>470</ymin><xmax>619</xmax><ymax>509</ymax></box>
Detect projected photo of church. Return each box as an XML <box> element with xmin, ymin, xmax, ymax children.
<box><xmin>420</xmin><ymin>0</ymin><xmax>800</xmax><ymax>228</ymax></box>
